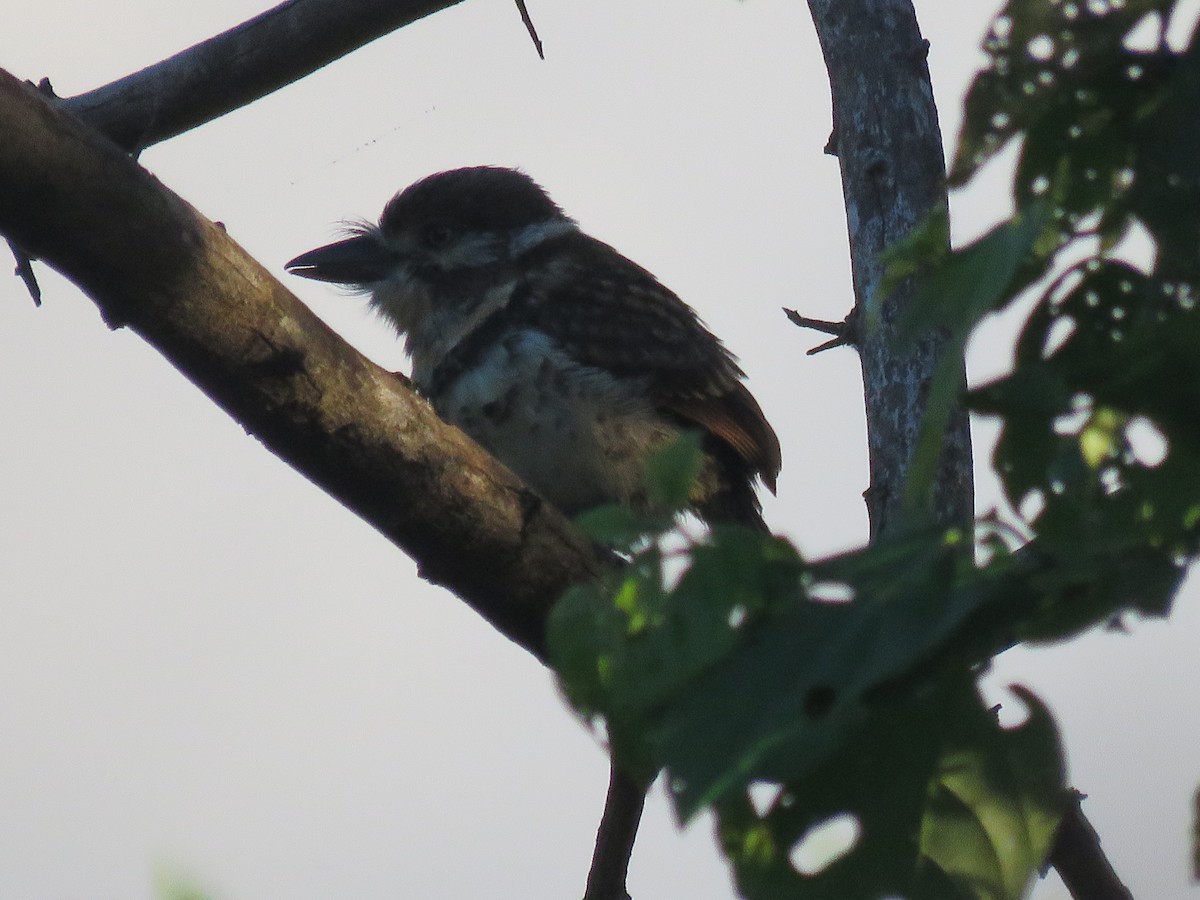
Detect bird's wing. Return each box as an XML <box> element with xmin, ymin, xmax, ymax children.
<box><xmin>667</xmin><ymin>384</ymin><xmax>780</xmax><ymax>494</ymax></box>
<box><xmin>516</xmin><ymin>233</ymin><xmax>781</xmax><ymax>490</ymax></box>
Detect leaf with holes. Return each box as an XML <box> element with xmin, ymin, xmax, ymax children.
<box><xmin>649</xmin><ymin>528</ymin><xmax>1001</xmax><ymax>819</ymax></box>
<box><xmin>951</xmin><ymin>0</ymin><xmax>1168</xmax><ymax>188</ymax></box>
<box><xmin>973</xmin><ymin>261</ymin><xmax>1200</xmax><ymax>557</ymax></box>
<box><xmin>714</xmin><ymin>677</ymin><xmax>1066</xmax><ymax>900</ymax></box>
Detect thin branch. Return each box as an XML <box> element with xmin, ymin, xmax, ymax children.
<box><xmin>61</xmin><ymin>0</ymin><xmax>467</xmax><ymax>153</ymax></box>
<box><xmin>783</xmin><ymin>309</ymin><xmax>843</xmax><ymax>336</ymax></box>
<box><xmin>514</xmin><ymin>0</ymin><xmax>545</xmax><ymax>59</ymax></box>
<box><xmin>583</xmin><ymin>766</ymin><xmax>647</xmax><ymax>900</ymax></box>
<box><xmin>7</xmin><ymin>239</ymin><xmax>41</xmax><ymax>306</ymax></box>
<box><xmin>783</xmin><ymin>307</ymin><xmax>858</xmax><ymax>354</ymax></box>
<box><xmin>1049</xmin><ymin>792</ymin><xmax>1134</xmax><ymax>900</ymax></box>
<box><xmin>806</xmin><ymin>334</ymin><xmax>848</xmax><ymax>355</ymax></box>
<box><xmin>0</xmin><ymin>69</ymin><xmax>601</xmax><ymax>659</ymax></box>
<box><xmin>1193</xmin><ymin>787</ymin><xmax>1200</xmax><ymax>882</ymax></box>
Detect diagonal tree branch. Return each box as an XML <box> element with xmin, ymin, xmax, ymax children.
<box><xmin>0</xmin><ymin>68</ymin><xmax>599</xmax><ymax>659</ymax></box>
<box><xmin>60</xmin><ymin>0</ymin><xmax>467</xmax><ymax>153</ymax></box>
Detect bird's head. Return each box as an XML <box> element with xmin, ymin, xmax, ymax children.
<box><xmin>285</xmin><ymin>167</ymin><xmax>577</xmax><ymax>346</ymax></box>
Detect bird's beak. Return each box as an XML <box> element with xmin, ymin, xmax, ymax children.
<box><xmin>284</xmin><ymin>234</ymin><xmax>394</xmax><ymax>285</ymax></box>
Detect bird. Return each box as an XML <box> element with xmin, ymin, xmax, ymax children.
<box><xmin>287</xmin><ymin>166</ymin><xmax>780</xmax><ymax>899</ymax></box>
<box><xmin>285</xmin><ymin>165</ymin><xmax>780</xmax><ymax>530</ymax></box>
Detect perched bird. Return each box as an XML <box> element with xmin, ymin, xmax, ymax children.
<box><xmin>285</xmin><ymin>166</ymin><xmax>780</xmax><ymax>529</ymax></box>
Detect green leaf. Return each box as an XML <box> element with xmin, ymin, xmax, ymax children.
<box><xmin>153</xmin><ymin>868</ymin><xmax>214</xmax><ymax>900</ymax></box>
<box><xmin>888</xmin><ymin>204</ymin><xmax>1051</xmax><ymax>518</ymax></box>
<box><xmin>574</xmin><ymin>503</ymin><xmax>650</xmax><ymax>547</ymax></box>
<box><xmin>878</xmin><ymin>206</ymin><xmax>951</xmax><ymax>304</ymax></box>
<box><xmin>1128</xmin><ymin>32</ymin><xmax>1200</xmax><ymax>280</ymax></box>
<box><xmin>715</xmin><ymin>677</ymin><xmax>1066</xmax><ymax>900</ymax></box>
<box><xmin>548</xmin><ymin>526</ymin><xmax>801</xmax><ymax>757</ymax></box>
<box><xmin>652</xmin><ymin>529</ymin><xmax>988</xmax><ymax>818</ymax></box>
<box><xmin>549</xmin><ymin>522</ymin><xmax>1119</xmax><ymax>900</ymax></box>
<box><xmin>951</xmin><ymin>0</ymin><xmax>1169</xmax><ymax>188</ymax></box>
<box><xmin>918</xmin><ymin>687</ymin><xmax>1066</xmax><ymax>900</ymax></box>
<box><xmin>547</xmin><ymin>579</ymin><xmax>629</xmax><ymax>718</ymax></box>
<box><xmin>973</xmin><ymin>261</ymin><xmax>1200</xmax><ymax>560</ymax></box>
<box><xmin>645</xmin><ymin>431</ymin><xmax>706</xmax><ymax>510</ymax></box>
<box><xmin>899</xmin><ymin>202</ymin><xmax>1051</xmax><ymax>349</ymax></box>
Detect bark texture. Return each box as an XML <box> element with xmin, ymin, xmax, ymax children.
<box><xmin>807</xmin><ymin>0</ymin><xmax>973</xmax><ymax>536</ymax></box>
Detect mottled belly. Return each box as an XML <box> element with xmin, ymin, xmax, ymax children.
<box><xmin>429</xmin><ymin>331</ymin><xmax>676</xmax><ymax>515</ymax></box>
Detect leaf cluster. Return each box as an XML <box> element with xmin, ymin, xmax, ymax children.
<box><xmin>898</xmin><ymin>0</ymin><xmax>1200</xmax><ymax>596</ymax></box>
<box><xmin>550</xmin><ymin>2</ymin><xmax>1200</xmax><ymax>897</ymax></box>
<box><xmin>551</xmin><ymin>449</ymin><xmax>1068</xmax><ymax>898</ymax></box>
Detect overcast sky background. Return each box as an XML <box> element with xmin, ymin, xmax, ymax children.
<box><xmin>2</xmin><ymin>1</ymin><xmax>1198</xmax><ymax>898</ymax></box>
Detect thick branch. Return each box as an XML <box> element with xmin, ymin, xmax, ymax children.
<box><xmin>807</xmin><ymin>0</ymin><xmax>972</xmax><ymax>536</ymax></box>
<box><xmin>0</xmin><ymin>69</ymin><xmax>599</xmax><ymax>659</ymax></box>
<box><xmin>61</xmin><ymin>0</ymin><xmax>466</xmax><ymax>152</ymax></box>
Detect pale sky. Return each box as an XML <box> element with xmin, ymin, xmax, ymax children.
<box><xmin>1</xmin><ymin>1</ymin><xmax>1198</xmax><ymax>898</ymax></box>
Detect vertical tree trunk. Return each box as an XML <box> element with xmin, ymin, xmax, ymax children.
<box><xmin>806</xmin><ymin>0</ymin><xmax>973</xmax><ymax>536</ymax></box>
<box><xmin>806</xmin><ymin>5</ymin><xmax>1130</xmax><ymax>898</ymax></box>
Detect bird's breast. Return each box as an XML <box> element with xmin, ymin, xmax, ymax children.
<box><xmin>423</xmin><ymin>328</ymin><xmax>677</xmax><ymax>515</ymax></box>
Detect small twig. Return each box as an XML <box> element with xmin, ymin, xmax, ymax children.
<box><xmin>823</xmin><ymin>128</ymin><xmax>838</xmax><ymax>156</ymax></box>
<box><xmin>783</xmin><ymin>307</ymin><xmax>857</xmax><ymax>354</ymax></box>
<box><xmin>514</xmin><ymin>0</ymin><xmax>544</xmax><ymax>59</ymax></box>
<box><xmin>1049</xmin><ymin>790</ymin><xmax>1134</xmax><ymax>900</ymax></box>
<box><xmin>1192</xmin><ymin>787</ymin><xmax>1199</xmax><ymax>881</ymax></box>
<box><xmin>784</xmin><ymin>309</ymin><xmax>842</xmax><ymax>335</ymax></box>
<box><xmin>7</xmin><ymin>239</ymin><xmax>42</xmax><ymax>306</ymax></box>
<box><xmin>808</xmin><ymin>334</ymin><xmax>849</xmax><ymax>354</ymax></box>
<box><xmin>583</xmin><ymin>763</ymin><xmax>647</xmax><ymax>900</ymax></box>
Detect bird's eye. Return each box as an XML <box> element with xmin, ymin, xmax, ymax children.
<box><xmin>421</xmin><ymin>221</ymin><xmax>456</xmax><ymax>249</ymax></box>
